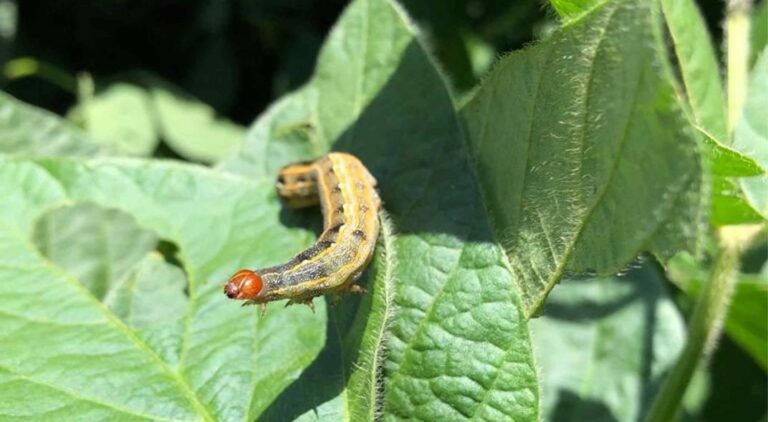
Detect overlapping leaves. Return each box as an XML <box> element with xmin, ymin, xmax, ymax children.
<box><xmin>0</xmin><ymin>0</ymin><xmax>718</xmax><ymax>420</ymax></box>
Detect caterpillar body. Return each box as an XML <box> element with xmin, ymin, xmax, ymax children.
<box><xmin>224</xmin><ymin>152</ymin><xmax>381</xmax><ymax>312</ymax></box>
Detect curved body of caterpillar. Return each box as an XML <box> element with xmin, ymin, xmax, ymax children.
<box><xmin>224</xmin><ymin>152</ymin><xmax>381</xmax><ymax>311</ymax></box>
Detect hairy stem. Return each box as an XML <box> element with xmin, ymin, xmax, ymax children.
<box><xmin>646</xmin><ymin>242</ymin><xmax>739</xmax><ymax>422</ymax></box>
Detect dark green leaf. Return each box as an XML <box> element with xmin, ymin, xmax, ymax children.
<box><xmin>532</xmin><ymin>259</ymin><xmax>685</xmax><ymax>421</ymax></box>
<box><xmin>461</xmin><ymin>0</ymin><xmax>706</xmax><ymax>315</ymax></box>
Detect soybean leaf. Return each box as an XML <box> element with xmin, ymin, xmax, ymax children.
<box><xmin>147</xmin><ymin>80</ymin><xmax>245</xmax><ymax>164</ymax></box>
<box><xmin>0</xmin><ymin>91</ymin><xmax>102</xmax><ymax>156</ymax></box>
<box><xmin>0</xmin><ymin>157</ymin><xmax>324</xmax><ymax>420</ymax></box>
<box><xmin>733</xmin><ymin>49</ymin><xmax>768</xmax><ymax>220</ymax></box>
<box><xmin>698</xmin><ymin>129</ymin><xmax>764</xmax><ymax>178</ymax></box>
<box><xmin>531</xmin><ymin>259</ymin><xmax>686</xmax><ymax>422</ymax></box>
<box><xmin>69</xmin><ymin>82</ymin><xmax>159</xmax><ymax>156</ymax></box>
<box><xmin>660</xmin><ymin>0</ymin><xmax>765</xmax><ymax>226</ymax></box>
<box><xmin>660</xmin><ymin>0</ymin><xmax>727</xmax><ymax>141</ymax></box>
<box><xmin>461</xmin><ymin>0</ymin><xmax>706</xmax><ymax>315</ymax></box>
<box><xmin>32</xmin><ymin>204</ymin><xmax>158</xmax><ymax>301</ymax></box>
<box><xmin>711</xmin><ymin>177</ymin><xmax>764</xmax><ymax>226</ymax></box>
<box><xmin>550</xmin><ymin>0</ymin><xmax>602</xmax><ymax>20</ymax></box>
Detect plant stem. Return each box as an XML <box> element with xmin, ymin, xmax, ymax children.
<box><xmin>2</xmin><ymin>57</ymin><xmax>77</xmax><ymax>93</ymax></box>
<box><xmin>726</xmin><ymin>0</ymin><xmax>752</xmax><ymax>134</ymax></box>
<box><xmin>646</xmin><ymin>242</ymin><xmax>740</xmax><ymax>422</ymax></box>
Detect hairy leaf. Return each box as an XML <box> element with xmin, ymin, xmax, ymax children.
<box><xmin>461</xmin><ymin>0</ymin><xmax>706</xmax><ymax>315</ymax></box>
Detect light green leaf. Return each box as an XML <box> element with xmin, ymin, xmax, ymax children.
<box><xmin>531</xmin><ymin>259</ymin><xmax>686</xmax><ymax>421</ymax></box>
<box><xmin>733</xmin><ymin>48</ymin><xmax>768</xmax><ymax>220</ymax></box>
<box><xmin>661</xmin><ymin>0</ymin><xmax>727</xmax><ymax>142</ymax></box>
<box><xmin>0</xmin><ymin>157</ymin><xmax>325</xmax><ymax>420</ymax></box>
<box><xmin>104</xmin><ymin>252</ymin><xmax>189</xmax><ymax>366</ymax></box>
<box><xmin>549</xmin><ymin>0</ymin><xmax>603</xmax><ymax>19</ymax></box>
<box><xmin>461</xmin><ymin>0</ymin><xmax>706</xmax><ymax>315</ymax></box>
<box><xmin>148</xmin><ymin>81</ymin><xmax>245</xmax><ymax>163</ymax></box>
<box><xmin>698</xmin><ymin>127</ymin><xmax>764</xmax><ymax>177</ymax></box>
<box><xmin>0</xmin><ymin>91</ymin><xmax>102</xmax><ymax>156</ymax></box>
<box><xmin>33</xmin><ymin>203</ymin><xmax>158</xmax><ymax>300</ymax></box>
<box><xmin>70</xmin><ymin>83</ymin><xmax>158</xmax><ymax>156</ymax></box>
<box><xmin>711</xmin><ymin>177</ymin><xmax>764</xmax><ymax>226</ymax></box>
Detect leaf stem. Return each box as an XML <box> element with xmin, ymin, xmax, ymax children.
<box><xmin>645</xmin><ymin>240</ymin><xmax>740</xmax><ymax>422</ymax></box>
<box><xmin>2</xmin><ymin>56</ymin><xmax>77</xmax><ymax>93</ymax></box>
<box><xmin>726</xmin><ymin>0</ymin><xmax>752</xmax><ymax>134</ymax></box>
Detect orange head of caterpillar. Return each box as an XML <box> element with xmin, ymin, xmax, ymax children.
<box><xmin>224</xmin><ymin>269</ymin><xmax>264</xmax><ymax>300</ymax></box>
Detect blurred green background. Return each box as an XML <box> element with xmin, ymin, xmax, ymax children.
<box><xmin>0</xmin><ymin>0</ymin><xmax>764</xmax><ymax>420</ymax></box>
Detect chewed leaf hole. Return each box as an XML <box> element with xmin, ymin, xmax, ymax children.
<box><xmin>32</xmin><ymin>202</ymin><xmax>190</xmax><ymax>365</ymax></box>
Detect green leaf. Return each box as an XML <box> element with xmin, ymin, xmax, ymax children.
<box><xmin>531</xmin><ymin>259</ymin><xmax>686</xmax><ymax>421</ymax></box>
<box><xmin>733</xmin><ymin>48</ymin><xmax>768</xmax><ymax>220</ymax></box>
<box><xmin>549</xmin><ymin>0</ymin><xmax>603</xmax><ymax>19</ymax></box>
<box><xmin>224</xmin><ymin>0</ymin><xmax>541</xmax><ymax>418</ymax></box>
<box><xmin>461</xmin><ymin>0</ymin><xmax>706</xmax><ymax>315</ymax></box>
<box><xmin>751</xmin><ymin>1</ymin><xmax>767</xmax><ymax>68</ymax></box>
<box><xmin>660</xmin><ymin>0</ymin><xmax>727</xmax><ymax>142</ymax></box>
<box><xmin>711</xmin><ymin>177</ymin><xmax>764</xmax><ymax>226</ymax></box>
<box><xmin>148</xmin><ymin>80</ymin><xmax>245</xmax><ymax>164</ymax></box>
<box><xmin>32</xmin><ymin>203</ymin><xmax>158</xmax><ymax>300</ymax></box>
<box><xmin>0</xmin><ymin>91</ymin><xmax>102</xmax><ymax>156</ymax></box>
<box><xmin>659</xmin><ymin>0</ymin><xmax>766</xmax><ymax>227</ymax></box>
<box><xmin>70</xmin><ymin>82</ymin><xmax>159</xmax><ymax>156</ymax></box>
<box><xmin>698</xmin><ymin>127</ymin><xmax>764</xmax><ymax>177</ymax></box>
<box><xmin>667</xmin><ymin>252</ymin><xmax>768</xmax><ymax>371</ymax></box>
<box><xmin>0</xmin><ymin>157</ymin><xmax>325</xmax><ymax>420</ymax></box>
<box><xmin>103</xmin><ymin>252</ymin><xmax>189</xmax><ymax>366</ymax></box>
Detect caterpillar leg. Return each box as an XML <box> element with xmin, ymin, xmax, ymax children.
<box><xmin>349</xmin><ymin>284</ymin><xmax>366</xmax><ymax>294</ymax></box>
<box><xmin>285</xmin><ymin>297</ymin><xmax>316</xmax><ymax>313</ymax></box>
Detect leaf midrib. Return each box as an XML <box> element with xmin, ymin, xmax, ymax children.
<box><xmin>0</xmin><ymin>216</ymin><xmax>214</xmax><ymax>420</ymax></box>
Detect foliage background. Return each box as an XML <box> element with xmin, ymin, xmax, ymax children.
<box><xmin>0</xmin><ymin>0</ymin><xmax>765</xmax><ymax>420</ymax></box>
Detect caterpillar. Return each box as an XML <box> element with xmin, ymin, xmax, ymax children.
<box><xmin>224</xmin><ymin>152</ymin><xmax>381</xmax><ymax>313</ymax></box>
